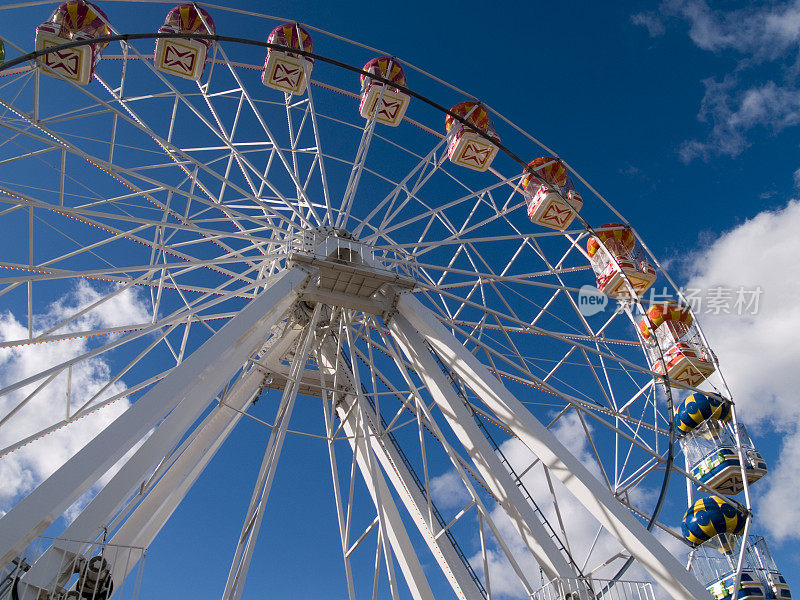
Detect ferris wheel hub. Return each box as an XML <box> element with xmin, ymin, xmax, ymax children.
<box><xmin>294</xmin><ymin>225</ymin><xmax>358</xmax><ymax>253</ymax></box>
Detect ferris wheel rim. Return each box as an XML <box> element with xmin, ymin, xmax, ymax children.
<box><xmin>0</xmin><ymin>11</ymin><xmax>748</xmax><ymax>598</ymax></box>
<box><xmin>0</xmin><ymin>43</ymin><xmax>688</xmax><ymax>446</ymax></box>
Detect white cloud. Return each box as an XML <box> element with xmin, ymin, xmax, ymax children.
<box><xmin>631</xmin><ymin>12</ymin><xmax>666</xmax><ymax>38</ymax></box>
<box><xmin>634</xmin><ymin>1</ymin><xmax>800</xmax><ymax>161</ymax></box>
<box><xmin>636</xmin><ymin>0</ymin><xmax>800</xmax><ymax>58</ymax></box>
<box><xmin>0</xmin><ymin>282</ymin><xmax>150</xmax><ymax>514</ymax></box>
<box><xmin>680</xmin><ymin>78</ymin><xmax>800</xmax><ymax>162</ymax></box>
<box><xmin>430</xmin><ymin>470</ymin><xmax>472</xmax><ymax>510</ymax></box>
<box><xmin>684</xmin><ymin>199</ymin><xmax>800</xmax><ymax>542</ymax></box>
<box><xmin>426</xmin><ymin>414</ymin><xmax>673</xmax><ymax>598</ymax></box>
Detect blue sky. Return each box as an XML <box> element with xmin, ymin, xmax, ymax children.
<box><xmin>1</xmin><ymin>0</ymin><xmax>799</xmax><ymax>598</ymax></box>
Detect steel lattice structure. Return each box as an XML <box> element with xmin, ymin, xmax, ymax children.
<box><xmin>0</xmin><ymin>4</ymin><xmax>766</xmax><ymax>600</ymax></box>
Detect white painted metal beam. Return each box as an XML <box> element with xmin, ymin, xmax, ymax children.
<box><xmin>319</xmin><ymin>340</ymin><xmax>483</xmax><ymax>600</ymax></box>
<box><xmin>318</xmin><ymin>342</ymin><xmax>435</xmax><ymax>600</ymax></box>
<box><xmin>104</xmin><ymin>366</ymin><xmax>265</xmax><ymax>587</ymax></box>
<box><xmin>390</xmin><ymin>314</ymin><xmax>575</xmax><ymax>582</ymax></box>
<box><xmin>396</xmin><ymin>293</ymin><xmax>711</xmax><ymax>600</ymax></box>
<box><xmin>0</xmin><ymin>268</ymin><xmax>307</xmax><ymax>572</ymax></box>
<box><xmin>222</xmin><ymin>303</ymin><xmax>323</xmax><ymax>600</ymax></box>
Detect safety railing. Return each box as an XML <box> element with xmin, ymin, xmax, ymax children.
<box><xmin>531</xmin><ymin>577</ymin><xmax>656</xmax><ymax>600</ymax></box>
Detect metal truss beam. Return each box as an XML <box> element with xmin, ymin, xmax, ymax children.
<box><xmin>319</xmin><ymin>339</ymin><xmax>435</xmax><ymax>600</ymax></box>
<box><xmin>319</xmin><ymin>338</ymin><xmax>483</xmax><ymax>600</ymax></box>
<box><xmin>2</xmin><ymin>268</ymin><xmax>308</xmax><ymax>587</ymax></box>
<box><xmin>390</xmin><ymin>314</ymin><xmax>575</xmax><ymax>582</ymax></box>
<box><xmin>395</xmin><ymin>293</ymin><xmax>709</xmax><ymax>600</ymax></box>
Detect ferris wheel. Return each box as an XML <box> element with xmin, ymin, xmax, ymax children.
<box><xmin>0</xmin><ymin>3</ymin><xmax>791</xmax><ymax>600</ymax></box>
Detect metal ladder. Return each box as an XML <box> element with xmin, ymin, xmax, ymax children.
<box><xmin>429</xmin><ymin>345</ymin><xmax>596</xmax><ymax>593</ymax></box>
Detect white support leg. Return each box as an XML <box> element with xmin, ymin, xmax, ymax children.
<box><xmin>371</xmin><ymin>327</ymin><xmax>541</xmax><ymax>598</ymax></box>
<box><xmin>318</xmin><ymin>340</ymin><xmax>435</xmax><ymax>600</ymax></box>
<box><xmin>338</xmin><ymin>399</ymin><xmax>434</xmax><ymax>600</ymax></box>
<box><xmin>319</xmin><ymin>339</ymin><xmax>483</xmax><ymax>600</ymax></box>
<box><xmin>389</xmin><ymin>314</ymin><xmax>575</xmax><ymax>581</ymax></box>
<box><xmin>321</xmin><ymin>392</ymin><xmax>357</xmax><ymax>600</ymax></box>
<box><xmin>396</xmin><ymin>294</ymin><xmax>710</xmax><ymax>600</ymax></box>
<box><xmin>104</xmin><ymin>365</ymin><xmax>265</xmax><ymax>587</ymax></box>
<box><xmin>4</xmin><ymin>268</ymin><xmax>307</xmax><ymax>585</ymax></box>
<box><xmin>221</xmin><ymin>303</ymin><xmax>323</xmax><ymax>600</ymax></box>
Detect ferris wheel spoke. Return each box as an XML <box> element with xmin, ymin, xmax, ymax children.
<box><xmin>96</xmin><ymin>102</ymin><xmax>290</xmax><ymax>258</ymax></box>
<box><xmin>0</xmin><ymin>104</ymin><xmax>292</xmax><ymax>276</ymax></box>
<box><xmin>66</xmin><ymin>70</ymin><xmax>313</xmax><ymax>231</ymax></box>
<box><xmin>378</xmin><ymin>175</ymin><xmax>518</xmax><ymax>250</ymax></box>
<box><xmin>448</xmin><ymin>320</ymin><xmax>639</xmax><ymax>348</ymax></box>
<box><xmin>336</xmin><ymin>117</ymin><xmax>378</xmax><ymax>231</ymax></box>
<box><xmin>575</xmin><ymin>407</ymin><xmax>615</xmax><ymax>489</ymax></box>
<box><xmin>302</xmin><ymin>77</ymin><xmax>335</xmax><ymax>226</ymax></box>
<box><xmin>19</xmin><ymin>194</ymin><xmax>263</xmax><ymax>288</ymax></box>
<box><xmin>448</xmin><ymin>279</ymin><xmax>482</xmax><ymax>323</ymax></box>
<box><xmin>615</xmin><ymin>378</ymin><xmax>657</xmax><ymax>415</ymax></box>
<box><xmin>194</xmin><ymin>84</ymin><xmax>317</xmax><ymax>236</ymax></box>
<box><xmin>0</xmin><ymin>368</ymin><xmax>171</xmax><ymax>461</ymax></box>
<box><xmin>0</xmin><ymin>69</ymin><xmax>33</xmax><ymax>98</ymax></box>
<box><xmin>353</xmin><ymin>136</ymin><xmax>450</xmax><ymax>240</ymax></box>
<box><xmin>431</xmin><ymin>287</ymin><xmax>653</xmax><ymax>378</ymax></box>
<box><xmin>577</xmin><ymin>347</ymin><xmax>616</xmax><ymax>409</ymax></box>
<box><xmin>373</xmin><ymin>229</ymin><xmax>586</xmax><ymax>252</ymax></box>
<box><xmin>616</xmin><ymin>454</ymin><xmax>661</xmax><ymax>496</ymax></box>
<box><xmin>0</xmin><ymin>324</ymin><xmax>177</xmax><ymax>451</ymax></box>
<box><xmin>487</xmin><ymin>312</ymin><xmax>533</xmax><ymax>376</ymax></box>
<box><xmin>447</xmin><ymin>319</ymin><xmax>623</xmax><ymax>410</ymax></box>
<box><xmin>384</xmin><ymin>257</ymin><xmax>591</xmax><ymax>288</ymax></box>
<box><xmin>0</xmin><ymin>144</ymin><xmax>59</xmax><ymax>170</ymax></box>
<box><xmin>396</xmin><ymin>260</ymin><xmax>580</xmax><ymax>293</ymax></box>
<box><xmin>282</xmin><ymin>94</ymin><xmax>308</xmax><ymax>220</ymax></box>
<box><xmin>0</xmin><ymin>309</ymin><xmax>236</xmax><ymax>352</ymax></box>
<box><xmin>619</xmin><ymin>498</ymin><xmax>686</xmax><ymax>543</ymax></box>
<box><xmin>488</xmin><ymin>364</ymin><xmax>667</xmax><ymax>440</ymax></box>
<box><xmin>0</xmin><ymin>253</ymin><xmax>272</xmax><ymax>300</ymax></box>
<box><xmin>374</xmin><ymin>151</ymin><xmax>450</xmax><ymax>239</ymax></box>
<box><xmin>12</xmin><ymin>190</ymin><xmax>265</xmax><ymax>256</ymax></box>
<box><xmin>408</xmin><ymin>199</ymin><xmax>528</xmax><ymax>261</ymax></box>
<box><xmin>197</xmin><ymin>87</ymin><xmax>258</xmax><ymax>200</ymax></box>
<box><xmin>211</xmin><ymin>42</ymin><xmax>324</xmax><ymax>227</ymax></box>
<box><xmin>282</xmin><ymin>97</ymin><xmax>334</xmax><ymax>227</ymax></box>
<box><xmin>0</xmin><ymin>272</ymin><xmax>269</xmax><ymax>406</ymax></box>
<box><xmin>578</xmin><ymin>407</ymin><xmax>664</xmax><ymax>460</ymax></box>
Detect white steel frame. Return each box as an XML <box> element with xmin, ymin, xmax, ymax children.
<box><xmin>0</xmin><ymin>6</ymin><xmax>760</xmax><ymax>599</ymax></box>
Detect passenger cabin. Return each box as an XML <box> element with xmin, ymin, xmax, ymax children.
<box><xmin>683</xmin><ymin>495</ymin><xmax>747</xmax><ymax>550</ymax></box>
<box><xmin>639</xmin><ymin>303</ymin><xmax>715</xmax><ymax>386</ymax></box>
<box><xmin>35</xmin><ymin>0</ymin><xmax>110</xmax><ymax>85</ymax></box>
<box><xmin>586</xmin><ymin>223</ymin><xmax>656</xmax><ymax>298</ymax></box>
<box><xmin>359</xmin><ymin>56</ymin><xmax>409</xmax><ymax>127</ymax></box>
<box><xmin>444</xmin><ymin>101</ymin><xmax>499</xmax><ymax>172</ymax></box>
<box><xmin>262</xmin><ymin>23</ymin><xmax>313</xmax><ymax>94</ymax></box>
<box><xmin>683</xmin><ymin>420</ymin><xmax>767</xmax><ymax>495</ymax></box>
<box><xmin>690</xmin><ymin>535</ymin><xmax>791</xmax><ymax>600</ymax></box>
<box><xmin>521</xmin><ymin>156</ymin><xmax>582</xmax><ymax>230</ymax></box>
<box><xmin>676</xmin><ymin>391</ymin><xmax>766</xmax><ymax>494</ymax></box>
<box><xmin>154</xmin><ymin>4</ymin><xmax>215</xmax><ymax>81</ymax></box>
